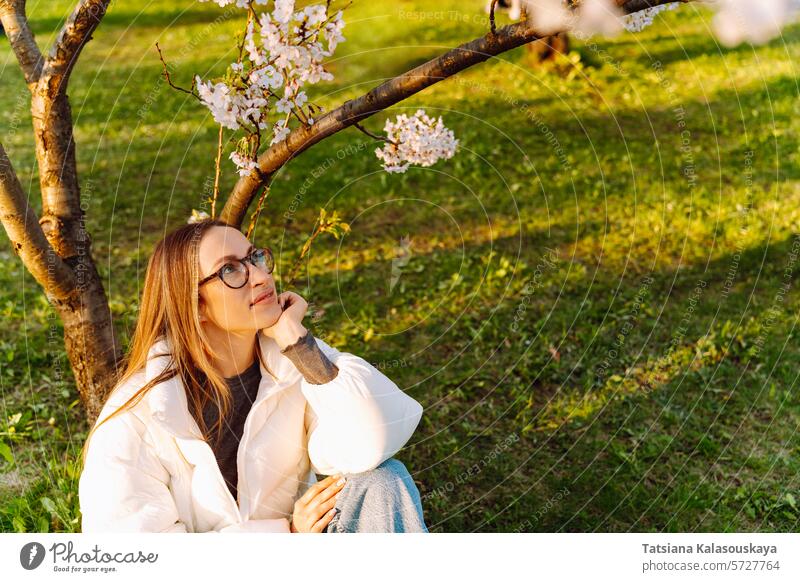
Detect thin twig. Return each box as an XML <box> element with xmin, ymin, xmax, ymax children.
<box><xmin>285</xmin><ymin>224</ymin><xmax>323</xmax><ymax>289</ymax></box>
<box><xmin>245</xmin><ymin>176</ymin><xmax>273</xmax><ymax>240</ymax></box>
<box><xmin>212</xmin><ymin>124</ymin><xmax>223</xmax><ymax>218</ymax></box>
<box><xmin>352</xmin><ymin>121</ymin><xmax>398</xmax><ymax>145</ymax></box>
<box><xmin>489</xmin><ymin>0</ymin><xmax>499</xmax><ymax>34</ymax></box>
<box><xmin>239</xmin><ymin>7</ymin><xmax>253</xmax><ymax>63</ymax></box>
<box><xmin>155</xmin><ymin>42</ymin><xmax>198</xmax><ymax>97</ymax></box>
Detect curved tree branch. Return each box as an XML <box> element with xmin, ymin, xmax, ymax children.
<box><xmin>0</xmin><ymin>0</ymin><xmax>44</xmax><ymax>86</ymax></box>
<box><xmin>0</xmin><ymin>143</ymin><xmax>76</xmax><ymax>298</ymax></box>
<box><xmin>221</xmin><ymin>19</ymin><xmax>543</xmax><ymax>226</ymax></box>
<box><xmin>42</xmin><ymin>0</ymin><xmax>111</xmax><ymax>93</ymax></box>
<box><xmin>221</xmin><ymin>0</ymin><xmax>689</xmax><ymax>228</ymax></box>
<box><xmin>30</xmin><ymin>0</ymin><xmax>110</xmax><ymax>259</ymax></box>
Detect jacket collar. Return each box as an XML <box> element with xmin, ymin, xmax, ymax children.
<box><xmin>144</xmin><ymin>330</ymin><xmax>302</xmax><ymax>440</ymax></box>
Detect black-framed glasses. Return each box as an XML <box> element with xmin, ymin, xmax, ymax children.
<box><xmin>199</xmin><ymin>247</ymin><xmax>275</xmax><ymax>290</ymax></box>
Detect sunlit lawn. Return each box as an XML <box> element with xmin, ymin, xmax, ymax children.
<box><xmin>1</xmin><ymin>0</ymin><xmax>798</xmax><ymax>532</ymax></box>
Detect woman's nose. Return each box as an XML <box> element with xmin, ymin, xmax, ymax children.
<box><xmin>249</xmin><ymin>262</ymin><xmax>271</xmax><ymax>286</ymax></box>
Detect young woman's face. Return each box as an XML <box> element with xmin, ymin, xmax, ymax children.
<box><xmin>197</xmin><ymin>226</ymin><xmax>281</xmax><ymax>333</ymax></box>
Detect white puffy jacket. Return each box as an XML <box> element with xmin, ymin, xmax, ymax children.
<box><xmin>78</xmin><ymin>331</ymin><xmax>424</xmax><ymax>533</ymax></box>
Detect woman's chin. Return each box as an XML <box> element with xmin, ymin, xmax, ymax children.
<box><xmin>251</xmin><ymin>304</ymin><xmax>282</xmax><ymax>329</ymax></box>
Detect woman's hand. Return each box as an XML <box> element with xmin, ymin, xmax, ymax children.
<box><xmin>290</xmin><ymin>474</ymin><xmax>347</xmax><ymax>533</ymax></box>
<box><xmin>261</xmin><ymin>291</ymin><xmax>309</xmax><ymax>350</ymax></box>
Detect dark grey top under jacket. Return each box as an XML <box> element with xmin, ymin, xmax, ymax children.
<box><xmin>199</xmin><ymin>329</ymin><xmax>340</xmax><ymax>503</ymax></box>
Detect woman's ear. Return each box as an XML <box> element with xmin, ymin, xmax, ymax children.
<box><xmin>198</xmin><ymin>295</ymin><xmax>208</xmax><ymax>323</ymax></box>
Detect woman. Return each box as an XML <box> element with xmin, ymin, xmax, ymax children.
<box><xmin>78</xmin><ymin>218</ymin><xmax>428</xmax><ymax>533</ymax></box>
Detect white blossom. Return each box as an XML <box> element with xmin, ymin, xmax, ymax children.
<box><xmin>300</xmin><ymin>4</ymin><xmax>327</xmax><ymax>26</ymax></box>
<box><xmin>274</xmin><ymin>0</ymin><xmax>295</xmax><ymax>24</ymax></box>
<box><xmin>230</xmin><ymin>151</ymin><xmax>258</xmax><ymax>176</ymax></box>
<box><xmin>275</xmin><ymin>97</ymin><xmax>293</xmax><ymax>113</ymax></box>
<box><xmin>271</xmin><ymin>119</ymin><xmax>291</xmax><ymax>145</ymax></box>
<box><xmin>230</xmin><ymin>151</ymin><xmax>259</xmax><ymax>177</ymax></box>
<box><xmin>374</xmin><ymin>109</ymin><xmax>459</xmax><ymax>174</ymax></box>
<box><xmin>196</xmin><ymin>76</ymin><xmax>241</xmax><ymax>130</ymax></box>
<box><xmin>525</xmin><ymin>0</ymin><xmax>629</xmax><ymax>37</ymax></box>
<box><xmin>248</xmin><ymin>66</ymin><xmax>283</xmax><ymax>91</ymax></box>
<box><xmin>621</xmin><ymin>2</ymin><xmax>679</xmax><ymax>32</ymax></box>
<box><xmin>324</xmin><ymin>13</ymin><xmax>345</xmax><ymax>53</ymax></box>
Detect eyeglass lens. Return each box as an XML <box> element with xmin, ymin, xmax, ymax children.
<box><xmin>220</xmin><ymin>249</ymin><xmax>273</xmax><ymax>288</ymax></box>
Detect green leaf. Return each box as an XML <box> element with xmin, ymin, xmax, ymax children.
<box><xmin>41</xmin><ymin>497</ymin><xmax>57</xmax><ymax>514</ymax></box>
<box><xmin>0</xmin><ymin>440</ymin><xmax>13</xmax><ymax>464</ymax></box>
<box><xmin>37</xmin><ymin>516</ymin><xmax>49</xmax><ymax>533</ymax></box>
<box><xmin>12</xmin><ymin>516</ymin><xmax>26</xmax><ymax>533</ymax></box>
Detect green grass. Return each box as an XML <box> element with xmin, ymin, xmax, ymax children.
<box><xmin>1</xmin><ymin>0</ymin><xmax>799</xmax><ymax>532</ymax></box>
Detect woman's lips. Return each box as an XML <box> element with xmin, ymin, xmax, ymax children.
<box><xmin>251</xmin><ymin>289</ymin><xmax>276</xmax><ymax>306</ymax></box>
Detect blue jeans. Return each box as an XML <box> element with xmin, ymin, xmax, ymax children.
<box><xmin>323</xmin><ymin>458</ymin><xmax>429</xmax><ymax>533</ymax></box>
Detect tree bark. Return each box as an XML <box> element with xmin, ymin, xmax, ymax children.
<box><xmin>54</xmin><ymin>253</ymin><xmax>122</xmax><ymax>423</ymax></box>
<box><xmin>0</xmin><ymin>0</ymin><xmax>118</xmax><ymax>424</ymax></box>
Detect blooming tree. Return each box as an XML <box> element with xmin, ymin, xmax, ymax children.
<box><xmin>0</xmin><ymin>0</ymin><xmax>797</xmax><ymax>421</ymax></box>
<box><xmin>184</xmin><ymin>0</ymin><xmax>461</xmax><ymax>235</ymax></box>
<box><xmin>181</xmin><ymin>0</ymin><xmax>800</xmax><ymax>234</ymax></box>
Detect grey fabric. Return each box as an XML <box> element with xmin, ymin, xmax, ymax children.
<box><xmin>280</xmin><ymin>329</ymin><xmax>340</xmax><ymax>385</ymax></box>
<box><xmin>200</xmin><ymin>358</ymin><xmax>262</xmax><ymax>503</ymax></box>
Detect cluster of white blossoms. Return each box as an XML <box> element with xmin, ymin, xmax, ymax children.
<box><xmin>523</xmin><ymin>0</ymin><xmax>797</xmax><ymax>44</ymax></box>
<box><xmin>374</xmin><ymin>110</ymin><xmax>459</xmax><ymax>174</ymax></box>
<box><xmin>621</xmin><ymin>2</ymin><xmax>679</xmax><ymax>33</ymax></box>
<box><xmin>195</xmin><ymin>0</ymin><xmax>345</xmax><ymax>176</ymax></box>
<box><xmin>229</xmin><ymin>151</ymin><xmax>259</xmax><ymax>176</ymax></box>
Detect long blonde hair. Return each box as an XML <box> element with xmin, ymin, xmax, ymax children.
<box><xmin>80</xmin><ymin>218</ymin><xmax>274</xmax><ymax>465</ymax></box>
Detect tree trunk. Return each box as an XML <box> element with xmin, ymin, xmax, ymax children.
<box><xmin>56</xmin><ymin>259</ymin><xmax>122</xmax><ymax>424</ymax></box>
<box><xmin>0</xmin><ymin>0</ymin><xmax>118</xmax><ymax>426</ymax></box>
<box><xmin>29</xmin><ymin>86</ymin><xmax>122</xmax><ymax>424</ymax></box>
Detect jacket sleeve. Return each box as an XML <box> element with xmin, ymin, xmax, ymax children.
<box><xmin>79</xmin><ymin>411</ymin><xmax>290</xmax><ymax>533</ymax></box>
<box><xmin>300</xmin><ymin>336</ymin><xmax>424</xmax><ymax>475</ymax></box>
